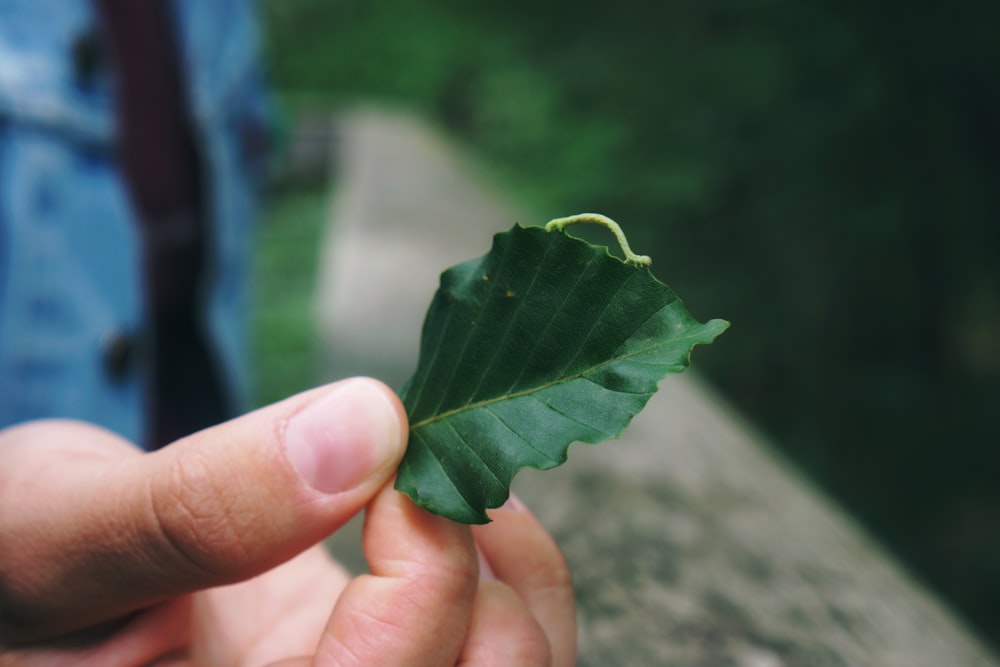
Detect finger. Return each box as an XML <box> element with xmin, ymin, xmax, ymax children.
<box><xmin>457</xmin><ymin>580</ymin><xmax>551</xmax><ymax>667</ymax></box>
<box><xmin>312</xmin><ymin>485</ymin><xmax>479</xmax><ymax>667</ymax></box>
<box><xmin>472</xmin><ymin>495</ymin><xmax>576</xmax><ymax>667</ymax></box>
<box><xmin>190</xmin><ymin>545</ymin><xmax>351</xmax><ymax>667</ymax></box>
<box><xmin>0</xmin><ymin>378</ymin><xmax>407</xmax><ymax>644</ymax></box>
<box><xmin>0</xmin><ymin>597</ymin><xmax>191</xmax><ymax>667</ymax></box>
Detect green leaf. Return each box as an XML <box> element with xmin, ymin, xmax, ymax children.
<box><xmin>395</xmin><ymin>222</ymin><xmax>728</xmax><ymax>523</ymax></box>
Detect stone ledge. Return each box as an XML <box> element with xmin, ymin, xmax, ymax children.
<box><xmin>315</xmin><ymin>106</ymin><xmax>999</xmax><ymax>667</ymax></box>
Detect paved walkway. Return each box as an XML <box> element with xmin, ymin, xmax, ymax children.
<box><xmin>313</xmin><ymin>107</ymin><xmax>998</xmax><ymax>667</ymax></box>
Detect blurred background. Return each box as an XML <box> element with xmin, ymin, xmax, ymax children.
<box><xmin>250</xmin><ymin>0</ymin><xmax>1000</xmax><ymax>649</ymax></box>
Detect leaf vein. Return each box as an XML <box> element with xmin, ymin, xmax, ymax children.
<box><xmin>482</xmin><ymin>405</ymin><xmax>555</xmax><ymax>462</ymax></box>
<box><xmin>411</xmin><ymin>313</ymin><xmax>717</xmax><ymax>430</ymax></box>
<box><xmin>581</xmin><ymin>373</ymin><xmax>655</xmax><ymax>396</ymax></box>
<box><xmin>551</xmin><ymin>268</ymin><xmax>640</xmax><ymax>380</ymax></box>
<box><xmin>411</xmin><ymin>429</ymin><xmax>479</xmax><ymax>516</ymax></box>
<box><xmin>423</xmin><ymin>240</ymin><xmax>516</xmax><ymax>418</ymax></box>
<box><xmin>464</xmin><ymin>236</ymin><xmax>558</xmax><ymax>405</ymax></box>
<box><xmin>502</xmin><ymin>251</ymin><xmax>600</xmax><ymax>396</ymax></box>
<box><xmin>528</xmin><ymin>393</ymin><xmax>615</xmax><ymax>437</ymax></box>
<box><xmin>440</xmin><ymin>419</ymin><xmax>506</xmax><ymax>489</ymax></box>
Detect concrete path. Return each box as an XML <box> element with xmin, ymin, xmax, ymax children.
<box><xmin>313</xmin><ymin>107</ymin><xmax>998</xmax><ymax>667</ymax></box>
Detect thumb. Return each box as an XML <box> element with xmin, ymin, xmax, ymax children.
<box><xmin>0</xmin><ymin>377</ymin><xmax>407</xmax><ymax>644</ymax></box>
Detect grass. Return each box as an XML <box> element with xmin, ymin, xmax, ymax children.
<box><xmin>250</xmin><ymin>184</ymin><xmax>329</xmax><ymax>407</ymax></box>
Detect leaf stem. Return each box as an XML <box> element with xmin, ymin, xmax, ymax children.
<box><xmin>545</xmin><ymin>213</ymin><xmax>652</xmax><ymax>266</ymax></box>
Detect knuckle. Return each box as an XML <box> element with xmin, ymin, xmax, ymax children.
<box><xmin>518</xmin><ymin>547</ymin><xmax>575</xmax><ymax>602</ymax></box>
<box><xmin>536</xmin><ymin>551</ymin><xmax>574</xmax><ymax>590</ymax></box>
<box><xmin>406</xmin><ymin>553</ymin><xmax>480</xmax><ymax>609</ymax></box>
<box><xmin>145</xmin><ymin>450</ymin><xmax>253</xmax><ymax>582</ymax></box>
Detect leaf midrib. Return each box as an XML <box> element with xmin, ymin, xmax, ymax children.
<box><xmin>408</xmin><ymin>326</ymin><xmax>713</xmax><ymax>430</ymax></box>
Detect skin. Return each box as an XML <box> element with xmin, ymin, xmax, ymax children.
<box><xmin>0</xmin><ymin>378</ymin><xmax>575</xmax><ymax>667</ymax></box>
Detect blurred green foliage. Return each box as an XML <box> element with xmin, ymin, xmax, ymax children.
<box><xmin>260</xmin><ymin>0</ymin><xmax>1000</xmax><ymax>645</ymax></box>
<box><xmin>252</xmin><ymin>185</ymin><xmax>326</xmax><ymax>407</ymax></box>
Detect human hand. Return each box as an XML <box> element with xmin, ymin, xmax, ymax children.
<box><xmin>0</xmin><ymin>378</ymin><xmax>575</xmax><ymax>666</ymax></box>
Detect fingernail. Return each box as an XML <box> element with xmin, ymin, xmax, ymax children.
<box><xmin>501</xmin><ymin>493</ymin><xmax>525</xmax><ymax>512</ymax></box>
<box><xmin>284</xmin><ymin>379</ymin><xmax>404</xmax><ymax>494</ymax></box>
<box><xmin>477</xmin><ymin>548</ymin><xmax>497</xmax><ymax>581</ymax></box>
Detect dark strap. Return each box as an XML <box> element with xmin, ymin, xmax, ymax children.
<box><xmin>94</xmin><ymin>0</ymin><xmax>227</xmax><ymax>447</ymax></box>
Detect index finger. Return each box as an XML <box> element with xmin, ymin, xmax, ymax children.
<box><xmin>313</xmin><ymin>484</ymin><xmax>479</xmax><ymax>667</ymax></box>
